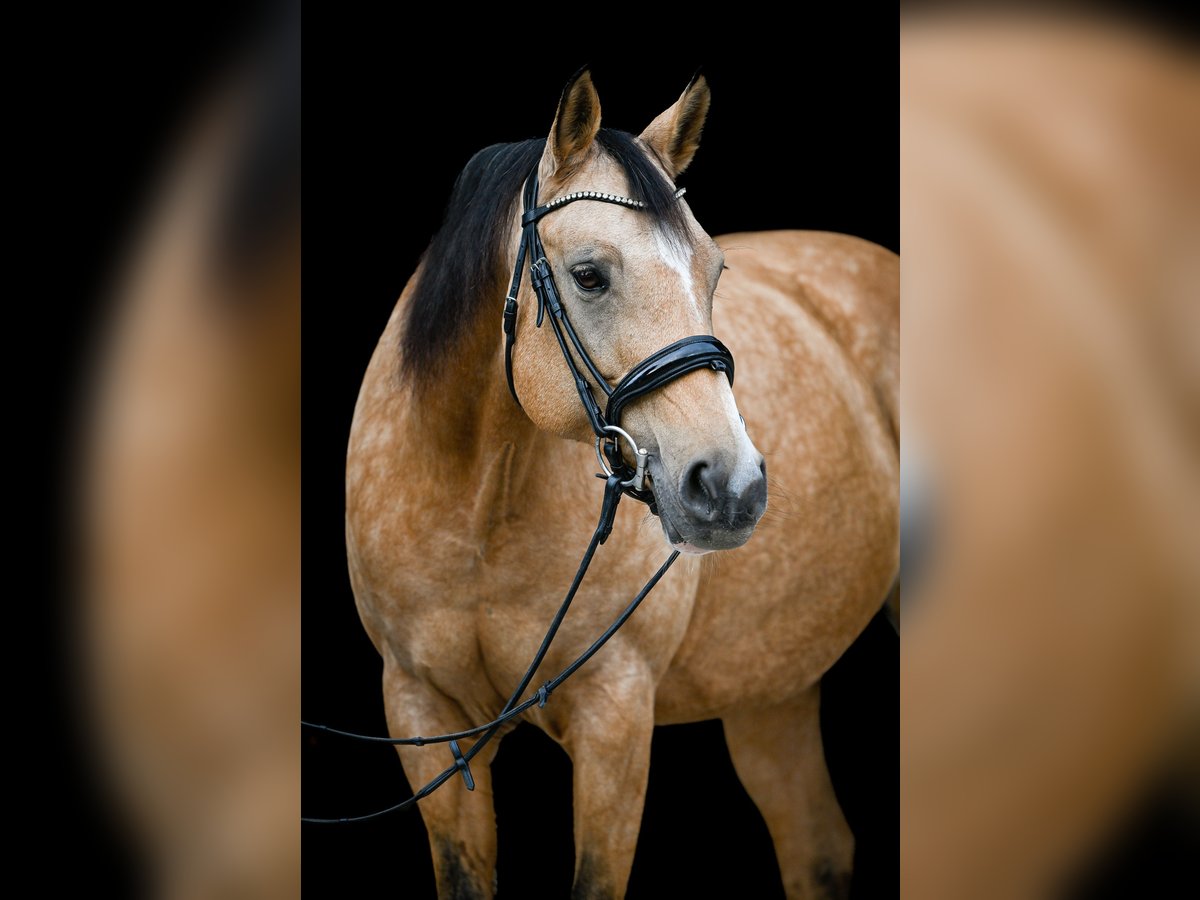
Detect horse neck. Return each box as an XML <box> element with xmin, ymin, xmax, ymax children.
<box><xmin>401</xmin><ymin>274</ymin><xmax>549</xmax><ymax>516</ymax></box>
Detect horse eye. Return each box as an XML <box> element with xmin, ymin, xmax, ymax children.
<box><xmin>571</xmin><ymin>266</ymin><xmax>605</xmax><ymax>291</ymax></box>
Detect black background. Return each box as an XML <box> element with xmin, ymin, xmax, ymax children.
<box><xmin>304</xmin><ymin>26</ymin><xmax>899</xmax><ymax>900</ymax></box>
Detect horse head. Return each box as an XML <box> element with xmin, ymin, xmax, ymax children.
<box><xmin>509</xmin><ymin>70</ymin><xmax>768</xmax><ymax>553</ymax></box>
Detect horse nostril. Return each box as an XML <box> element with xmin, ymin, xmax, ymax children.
<box><xmin>679</xmin><ymin>455</ymin><xmax>767</xmax><ymax>528</ymax></box>
<box><xmin>681</xmin><ymin>459</ymin><xmax>716</xmax><ymax>519</ymax></box>
<box><xmin>698</xmin><ymin>465</ymin><xmax>724</xmax><ymax>505</ymax></box>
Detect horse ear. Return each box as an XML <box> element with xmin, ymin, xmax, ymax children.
<box><xmin>639</xmin><ymin>73</ymin><xmax>711</xmax><ymax>178</ymax></box>
<box><xmin>544</xmin><ymin>68</ymin><xmax>602</xmax><ymax>177</ymax></box>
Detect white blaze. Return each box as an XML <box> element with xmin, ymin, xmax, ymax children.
<box><xmin>653</xmin><ymin>228</ymin><xmax>762</xmax><ymax>495</ymax></box>
<box><xmin>719</xmin><ymin>385</ymin><xmax>764</xmax><ymax>495</ymax></box>
<box><xmin>653</xmin><ymin>228</ymin><xmax>698</xmax><ymax>312</ymax></box>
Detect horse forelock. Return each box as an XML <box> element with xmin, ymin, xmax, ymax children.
<box><xmin>398</xmin><ymin>129</ymin><xmax>685</xmax><ymax>384</ymax></box>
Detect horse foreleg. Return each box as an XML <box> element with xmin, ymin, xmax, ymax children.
<box><xmin>555</xmin><ymin>673</ymin><xmax>655</xmax><ymax>900</ymax></box>
<box><xmin>383</xmin><ymin>665</ymin><xmax>500</xmax><ymax>900</ymax></box>
<box><xmin>722</xmin><ymin>686</ymin><xmax>853</xmax><ymax>900</ymax></box>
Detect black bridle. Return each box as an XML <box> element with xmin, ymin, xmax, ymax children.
<box><xmin>303</xmin><ymin>165</ymin><xmax>736</xmax><ymax>824</ymax></box>
<box><xmin>504</xmin><ymin>168</ymin><xmax>734</xmax><ymax>509</ymax></box>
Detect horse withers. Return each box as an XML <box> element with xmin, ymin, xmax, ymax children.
<box><xmin>345</xmin><ymin>69</ymin><xmax>898</xmax><ymax>899</ymax></box>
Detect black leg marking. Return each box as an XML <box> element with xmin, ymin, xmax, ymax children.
<box><xmin>571</xmin><ymin>851</ymin><xmax>616</xmax><ymax>900</ymax></box>
<box><xmin>435</xmin><ymin>836</ymin><xmax>487</xmax><ymax>900</ymax></box>
<box><xmin>813</xmin><ymin>858</ymin><xmax>851</xmax><ymax>900</ymax></box>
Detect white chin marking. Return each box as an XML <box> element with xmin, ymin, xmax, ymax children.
<box><xmin>670</xmin><ymin>541</ymin><xmax>711</xmax><ymax>556</ymax></box>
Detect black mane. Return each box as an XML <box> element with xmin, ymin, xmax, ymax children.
<box><xmin>400</xmin><ymin>128</ymin><xmax>687</xmax><ymax>380</ymax></box>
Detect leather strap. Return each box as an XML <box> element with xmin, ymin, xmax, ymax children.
<box><xmin>501</xmin><ymin>176</ymin><xmax>540</xmax><ymax>407</ymax></box>
<box><xmin>606</xmin><ymin>335</ymin><xmax>734</xmax><ymax>426</ymax></box>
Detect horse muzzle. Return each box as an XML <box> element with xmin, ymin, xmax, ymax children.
<box><xmin>651</xmin><ymin>453</ymin><xmax>768</xmax><ymax>553</ymax></box>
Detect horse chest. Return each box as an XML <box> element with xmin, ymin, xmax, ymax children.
<box><xmin>375</xmin><ymin>497</ymin><xmax>698</xmax><ymax>708</ymax></box>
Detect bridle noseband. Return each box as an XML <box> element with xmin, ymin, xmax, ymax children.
<box><xmin>304</xmin><ymin>165</ymin><xmax>739</xmax><ymax>825</ymax></box>
<box><xmin>503</xmin><ymin>166</ymin><xmax>735</xmax><ymax>509</ymax></box>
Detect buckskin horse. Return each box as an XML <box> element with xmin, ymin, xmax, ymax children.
<box><xmin>342</xmin><ymin>69</ymin><xmax>898</xmax><ymax>899</ymax></box>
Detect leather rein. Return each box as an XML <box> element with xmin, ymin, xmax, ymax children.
<box><xmin>303</xmin><ymin>166</ymin><xmax>735</xmax><ymax>824</ymax></box>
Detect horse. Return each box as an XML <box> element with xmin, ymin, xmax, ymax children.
<box><xmin>345</xmin><ymin>69</ymin><xmax>898</xmax><ymax>899</ymax></box>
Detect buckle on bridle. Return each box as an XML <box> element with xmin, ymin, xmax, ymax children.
<box><xmin>502</xmin><ymin>296</ymin><xmax>518</xmax><ymax>335</ymax></box>
<box><xmin>595</xmin><ymin>424</ymin><xmax>649</xmax><ymax>492</ymax></box>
